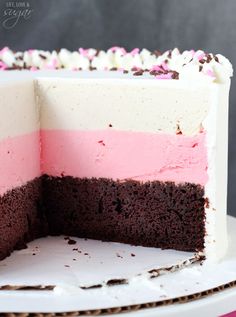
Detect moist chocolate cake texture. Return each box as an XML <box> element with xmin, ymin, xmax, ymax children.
<box><xmin>0</xmin><ymin>176</ymin><xmax>206</xmax><ymax>260</ymax></box>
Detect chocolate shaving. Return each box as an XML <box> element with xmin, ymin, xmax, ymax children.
<box><xmin>171</xmin><ymin>71</ymin><xmax>179</xmax><ymax>79</ymax></box>
<box><xmin>133</xmin><ymin>70</ymin><xmax>144</xmax><ymax>76</ymax></box>
<box><xmin>39</xmin><ymin>54</ymin><xmax>47</xmax><ymax>60</ymax></box>
<box><xmin>199</xmin><ymin>65</ymin><xmax>203</xmax><ymax>72</ymax></box>
<box><xmin>153</xmin><ymin>50</ymin><xmax>162</xmax><ymax>57</ymax></box>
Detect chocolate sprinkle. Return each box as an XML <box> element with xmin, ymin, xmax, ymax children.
<box><xmin>133</xmin><ymin>70</ymin><xmax>144</xmax><ymax>76</ymax></box>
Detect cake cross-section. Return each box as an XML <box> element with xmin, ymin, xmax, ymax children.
<box><xmin>0</xmin><ymin>47</ymin><xmax>233</xmax><ymax>262</ymax></box>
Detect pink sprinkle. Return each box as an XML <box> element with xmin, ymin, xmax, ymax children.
<box><xmin>0</xmin><ymin>47</ymin><xmax>9</xmax><ymax>54</ymax></box>
<box><xmin>0</xmin><ymin>61</ymin><xmax>7</xmax><ymax>70</ymax></box>
<box><xmin>161</xmin><ymin>62</ymin><xmax>169</xmax><ymax>71</ymax></box>
<box><xmin>205</xmin><ymin>69</ymin><xmax>215</xmax><ymax>77</ymax></box>
<box><xmin>155</xmin><ymin>73</ymin><xmax>173</xmax><ymax>79</ymax></box>
<box><xmin>190</xmin><ymin>49</ymin><xmax>195</xmax><ymax>57</ymax></box>
<box><xmin>130</xmin><ymin>48</ymin><xmax>140</xmax><ymax>56</ymax></box>
<box><xmin>46</xmin><ymin>58</ymin><xmax>57</xmax><ymax>69</ymax></box>
<box><xmin>151</xmin><ymin>65</ymin><xmax>163</xmax><ymax>72</ymax></box>
<box><xmin>79</xmin><ymin>48</ymin><xmax>96</xmax><ymax>61</ymax></box>
<box><xmin>195</xmin><ymin>52</ymin><xmax>205</xmax><ymax>60</ymax></box>
<box><xmin>30</xmin><ymin>66</ymin><xmax>37</xmax><ymax>71</ymax></box>
<box><xmin>28</xmin><ymin>49</ymin><xmax>35</xmax><ymax>55</ymax></box>
<box><xmin>79</xmin><ymin>48</ymin><xmax>88</xmax><ymax>56</ymax></box>
<box><xmin>109</xmin><ymin>46</ymin><xmax>126</xmax><ymax>54</ymax></box>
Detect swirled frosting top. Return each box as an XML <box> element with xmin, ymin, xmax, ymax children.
<box><xmin>0</xmin><ymin>47</ymin><xmax>233</xmax><ymax>83</ymax></box>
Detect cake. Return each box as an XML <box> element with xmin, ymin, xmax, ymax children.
<box><xmin>0</xmin><ymin>47</ymin><xmax>233</xmax><ymax>262</ymax></box>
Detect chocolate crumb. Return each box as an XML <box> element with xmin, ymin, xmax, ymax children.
<box><xmin>206</xmin><ymin>54</ymin><xmax>212</xmax><ymax>63</ymax></box>
<box><xmin>39</xmin><ymin>54</ymin><xmax>47</xmax><ymax>60</ymax></box>
<box><xmin>84</xmin><ymin>252</ymin><xmax>89</xmax><ymax>256</ymax></box>
<box><xmin>199</xmin><ymin>65</ymin><xmax>203</xmax><ymax>72</ymax></box>
<box><xmin>64</xmin><ymin>236</ymin><xmax>70</xmax><ymax>240</ymax></box>
<box><xmin>73</xmin><ymin>258</ymin><xmax>76</xmax><ymax>261</ymax></box>
<box><xmin>123</xmin><ymin>70</ymin><xmax>129</xmax><ymax>74</ymax></box>
<box><xmin>176</xmin><ymin>124</ymin><xmax>182</xmax><ymax>135</ymax></box>
<box><xmin>199</xmin><ymin>59</ymin><xmax>205</xmax><ymax>64</ymax></box>
<box><xmin>214</xmin><ymin>55</ymin><xmax>219</xmax><ymax>63</ymax></box>
<box><xmin>205</xmin><ymin>198</ymin><xmax>210</xmax><ymax>209</ymax></box>
<box><xmin>131</xmin><ymin>253</ymin><xmax>136</xmax><ymax>257</ymax></box>
<box><xmin>116</xmin><ymin>252</ymin><xmax>123</xmax><ymax>259</ymax></box>
<box><xmin>98</xmin><ymin>140</ymin><xmax>105</xmax><ymax>146</ymax></box>
<box><xmin>109</xmin><ymin>124</ymin><xmax>113</xmax><ymax>127</ymax></box>
<box><xmin>153</xmin><ymin>50</ymin><xmax>162</xmax><ymax>57</ymax></box>
<box><xmin>32</xmin><ymin>253</ymin><xmax>36</xmax><ymax>256</ymax></box>
<box><xmin>67</xmin><ymin>239</ymin><xmax>76</xmax><ymax>245</ymax></box>
<box><xmin>64</xmin><ymin>265</ymin><xmax>70</xmax><ymax>267</ymax></box>
<box><xmin>171</xmin><ymin>71</ymin><xmax>179</xmax><ymax>79</ymax></box>
<box><xmin>72</xmin><ymin>248</ymin><xmax>78</xmax><ymax>251</ymax></box>
<box><xmin>133</xmin><ymin>70</ymin><xmax>144</xmax><ymax>76</ymax></box>
<box><xmin>110</xmin><ymin>67</ymin><xmax>117</xmax><ymax>71</ymax></box>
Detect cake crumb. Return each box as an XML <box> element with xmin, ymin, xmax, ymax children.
<box><xmin>67</xmin><ymin>239</ymin><xmax>76</xmax><ymax>245</ymax></box>
<box><xmin>98</xmin><ymin>140</ymin><xmax>105</xmax><ymax>146</ymax></box>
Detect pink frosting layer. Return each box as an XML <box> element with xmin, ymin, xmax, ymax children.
<box><xmin>41</xmin><ymin>129</ymin><xmax>208</xmax><ymax>185</ymax></box>
<box><xmin>0</xmin><ymin>132</ymin><xmax>40</xmax><ymax>195</ymax></box>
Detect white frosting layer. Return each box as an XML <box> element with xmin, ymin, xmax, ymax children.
<box><xmin>37</xmin><ymin>77</ymin><xmax>212</xmax><ymax>136</ymax></box>
<box><xmin>0</xmin><ymin>78</ymin><xmax>39</xmax><ymax>141</ymax></box>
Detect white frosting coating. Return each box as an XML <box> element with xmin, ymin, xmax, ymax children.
<box><xmin>0</xmin><ymin>47</ymin><xmax>233</xmax><ymax>83</ymax></box>
<box><xmin>203</xmin><ymin>83</ymin><xmax>230</xmax><ymax>262</ymax></box>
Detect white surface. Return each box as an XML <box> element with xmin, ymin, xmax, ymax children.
<box><xmin>0</xmin><ymin>216</ymin><xmax>235</xmax><ymax>314</ymax></box>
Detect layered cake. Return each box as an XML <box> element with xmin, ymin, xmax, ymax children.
<box><xmin>0</xmin><ymin>47</ymin><xmax>233</xmax><ymax>261</ymax></box>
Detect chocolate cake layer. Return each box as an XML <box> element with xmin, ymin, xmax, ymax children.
<box><xmin>42</xmin><ymin>175</ymin><xmax>206</xmax><ymax>252</ymax></box>
<box><xmin>0</xmin><ymin>178</ymin><xmax>47</xmax><ymax>260</ymax></box>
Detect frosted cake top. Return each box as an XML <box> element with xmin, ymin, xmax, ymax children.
<box><xmin>0</xmin><ymin>47</ymin><xmax>233</xmax><ymax>83</ymax></box>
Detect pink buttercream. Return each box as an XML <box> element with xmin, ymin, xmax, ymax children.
<box><xmin>0</xmin><ymin>132</ymin><xmax>40</xmax><ymax>195</ymax></box>
<box><xmin>41</xmin><ymin>129</ymin><xmax>208</xmax><ymax>185</ymax></box>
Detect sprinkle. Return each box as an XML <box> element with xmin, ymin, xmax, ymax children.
<box><xmin>133</xmin><ymin>70</ymin><xmax>144</xmax><ymax>76</ymax></box>
<box><xmin>153</xmin><ymin>50</ymin><xmax>162</xmax><ymax>57</ymax></box>
<box><xmin>130</xmin><ymin>48</ymin><xmax>140</xmax><ymax>56</ymax></box>
<box><xmin>155</xmin><ymin>73</ymin><xmax>172</xmax><ymax>79</ymax></box>
<box><xmin>205</xmin><ymin>69</ymin><xmax>215</xmax><ymax>77</ymax></box>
